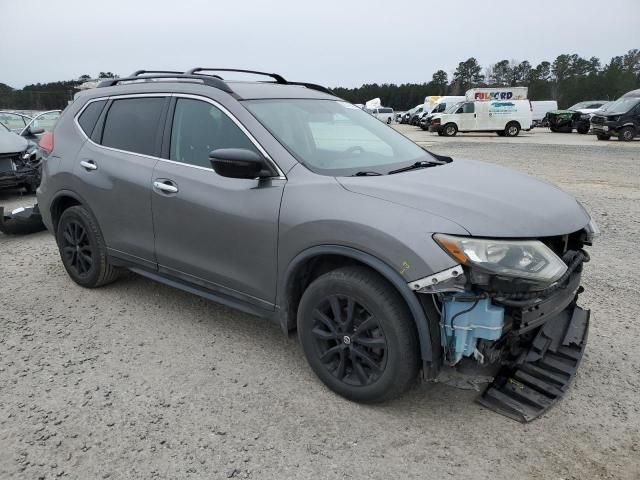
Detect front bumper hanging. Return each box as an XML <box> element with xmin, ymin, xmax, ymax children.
<box><xmin>477</xmin><ymin>304</ymin><xmax>589</xmax><ymax>422</ymax></box>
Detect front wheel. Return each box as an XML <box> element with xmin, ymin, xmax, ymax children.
<box><xmin>443</xmin><ymin>123</ymin><xmax>458</xmax><ymax>137</ymax></box>
<box><xmin>576</xmin><ymin>123</ymin><xmax>590</xmax><ymax>134</ymax></box>
<box><xmin>297</xmin><ymin>266</ymin><xmax>419</xmax><ymax>403</ymax></box>
<box><xmin>618</xmin><ymin>126</ymin><xmax>636</xmax><ymax>142</ymax></box>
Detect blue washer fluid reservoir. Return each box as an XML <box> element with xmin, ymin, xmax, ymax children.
<box><xmin>440</xmin><ymin>297</ymin><xmax>505</xmax><ymax>365</ymax></box>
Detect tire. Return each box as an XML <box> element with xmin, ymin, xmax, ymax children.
<box><xmin>618</xmin><ymin>126</ymin><xmax>636</xmax><ymax>142</ymax></box>
<box><xmin>297</xmin><ymin>266</ymin><xmax>419</xmax><ymax>403</ymax></box>
<box><xmin>437</xmin><ymin>131</ymin><xmax>444</xmax><ymax>136</ymax></box>
<box><xmin>386</xmin><ymin>117</ymin><xmax>392</xmax><ymax>125</ymax></box>
<box><xmin>576</xmin><ymin>123</ymin><xmax>590</xmax><ymax>134</ymax></box>
<box><xmin>443</xmin><ymin>123</ymin><xmax>457</xmax><ymax>137</ymax></box>
<box><xmin>504</xmin><ymin>122</ymin><xmax>520</xmax><ymax>137</ymax></box>
<box><xmin>596</xmin><ymin>134</ymin><xmax>611</xmax><ymax>141</ymax></box>
<box><xmin>496</xmin><ymin>131</ymin><xmax>506</xmax><ymax>137</ymax></box>
<box><xmin>55</xmin><ymin>205</ymin><xmax>120</xmax><ymax>288</ymax></box>
<box><xmin>550</xmin><ymin>126</ymin><xmax>559</xmax><ymax>133</ymax></box>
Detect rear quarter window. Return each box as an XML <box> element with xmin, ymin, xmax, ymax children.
<box><xmin>100</xmin><ymin>97</ymin><xmax>166</xmax><ymax>156</ymax></box>
<box><xmin>77</xmin><ymin>100</ymin><xmax>107</xmax><ymax>137</ymax></box>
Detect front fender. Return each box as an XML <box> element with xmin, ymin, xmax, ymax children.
<box><xmin>279</xmin><ymin>244</ymin><xmax>438</xmax><ymax>363</ymax></box>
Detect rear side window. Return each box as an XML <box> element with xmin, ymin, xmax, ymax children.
<box><xmin>169</xmin><ymin>98</ymin><xmax>259</xmax><ymax>169</ymax></box>
<box><xmin>101</xmin><ymin>97</ymin><xmax>165</xmax><ymax>156</ymax></box>
<box><xmin>379</xmin><ymin>108</ymin><xmax>393</xmax><ymax>113</ymax></box>
<box><xmin>78</xmin><ymin>100</ymin><xmax>106</xmax><ymax>137</ymax></box>
<box><xmin>463</xmin><ymin>102</ymin><xmax>475</xmax><ymax>113</ymax></box>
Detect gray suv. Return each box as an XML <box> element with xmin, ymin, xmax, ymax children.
<box><xmin>37</xmin><ymin>69</ymin><xmax>596</xmax><ymax>421</ymax></box>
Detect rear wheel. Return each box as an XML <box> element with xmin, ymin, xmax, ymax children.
<box><xmin>504</xmin><ymin>122</ymin><xmax>520</xmax><ymax>137</ymax></box>
<box><xmin>298</xmin><ymin>266</ymin><xmax>419</xmax><ymax>403</ymax></box>
<box><xmin>386</xmin><ymin>117</ymin><xmax>392</xmax><ymax>124</ymax></box>
<box><xmin>618</xmin><ymin>126</ymin><xmax>636</xmax><ymax>142</ymax></box>
<box><xmin>596</xmin><ymin>134</ymin><xmax>611</xmax><ymax>141</ymax></box>
<box><xmin>443</xmin><ymin>123</ymin><xmax>458</xmax><ymax>137</ymax></box>
<box><xmin>56</xmin><ymin>206</ymin><xmax>120</xmax><ymax>288</ymax></box>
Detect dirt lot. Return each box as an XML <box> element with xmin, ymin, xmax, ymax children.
<box><xmin>1</xmin><ymin>129</ymin><xmax>639</xmax><ymax>479</ymax></box>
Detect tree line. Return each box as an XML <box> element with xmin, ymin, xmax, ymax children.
<box><xmin>0</xmin><ymin>73</ymin><xmax>118</xmax><ymax>111</ymax></box>
<box><xmin>1</xmin><ymin>51</ymin><xmax>639</xmax><ymax>111</ymax></box>
<box><xmin>333</xmin><ymin>49</ymin><xmax>640</xmax><ymax>110</ymax></box>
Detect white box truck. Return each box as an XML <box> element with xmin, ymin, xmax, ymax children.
<box><xmin>429</xmin><ymin>88</ymin><xmax>532</xmax><ymax>137</ymax></box>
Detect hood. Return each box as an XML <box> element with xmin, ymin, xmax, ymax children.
<box><xmin>337</xmin><ymin>159</ymin><xmax>589</xmax><ymax>238</ymax></box>
<box><xmin>0</xmin><ymin>131</ymin><xmax>28</xmax><ymax>155</ymax></box>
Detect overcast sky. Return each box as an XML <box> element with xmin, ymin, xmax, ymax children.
<box><xmin>1</xmin><ymin>0</ymin><xmax>638</xmax><ymax>89</ymax></box>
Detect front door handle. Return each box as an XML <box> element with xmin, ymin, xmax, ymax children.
<box><xmin>80</xmin><ymin>160</ymin><xmax>97</xmax><ymax>171</ymax></box>
<box><xmin>153</xmin><ymin>180</ymin><xmax>179</xmax><ymax>194</ymax></box>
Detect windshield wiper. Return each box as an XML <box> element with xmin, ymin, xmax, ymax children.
<box><xmin>352</xmin><ymin>171</ymin><xmax>382</xmax><ymax>176</ymax></box>
<box><xmin>388</xmin><ymin>160</ymin><xmax>441</xmax><ymax>175</ymax></box>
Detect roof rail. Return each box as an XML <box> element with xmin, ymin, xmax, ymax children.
<box><xmin>130</xmin><ymin>69</ymin><xmax>185</xmax><ymax>76</ymax></box>
<box><xmin>96</xmin><ymin>74</ymin><xmax>234</xmax><ymax>93</ymax></box>
<box><xmin>287</xmin><ymin>82</ymin><xmax>335</xmax><ymax>96</ymax></box>
<box><xmin>186</xmin><ymin>68</ymin><xmax>287</xmax><ymax>84</ymax></box>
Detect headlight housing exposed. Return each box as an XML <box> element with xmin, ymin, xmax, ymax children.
<box><xmin>434</xmin><ymin>234</ymin><xmax>568</xmax><ymax>284</ymax></box>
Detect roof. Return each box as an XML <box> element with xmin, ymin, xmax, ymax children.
<box><xmin>94</xmin><ymin>69</ymin><xmax>339</xmax><ymax>101</ymax></box>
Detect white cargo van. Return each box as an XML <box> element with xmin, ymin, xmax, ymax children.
<box><xmin>370</xmin><ymin>107</ymin><xmax>395</xmax><ymax>124</ymax></box>
<box><xmin>429</xmin><ymin>88</ymin><xmax>532</xmax><ymax>137</ymax></box>
<box><xmin>531</xmin><ymin>100</ymin><xmax>558</xmax><ymax>127</ymax></box>
<box><xmin>429</xmin><ymin>99</ymin><xmax>532</xmax><ymax>136</ymax></box>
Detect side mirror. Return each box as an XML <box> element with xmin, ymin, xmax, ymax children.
<box><xmin>23</xmin><ymin>126</ymin><xmax>45</xmax><ymax>136</ymax></box>
<box><xmin>209</xmin><ymin>148</ymin><xmax>271</xmax><ymax>179</ymax></box>
<box><xmin>456</xmin><ymin>108</ymin><xmax>463</xmax><ymax>114</ymax></box>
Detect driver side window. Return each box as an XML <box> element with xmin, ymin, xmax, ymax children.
<box><xmin>170</xmin><ymin>98</ymin><xmax>259</xmax><ymax>169</ymax></box>
<box><xmin>462</xmin><ymin>102</ymin><xmax>475</xmax><ymax>114</ymax></box>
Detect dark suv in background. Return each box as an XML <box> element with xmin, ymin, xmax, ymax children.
<box><xmin>591</xmin><ymin>89</ymin><xmax>640</xmax><ymax>141</ymax></box>
<box><xmin>37</xmin><ymin>69</ymin><xmax>595</xmax><ymax>421</ymax></box>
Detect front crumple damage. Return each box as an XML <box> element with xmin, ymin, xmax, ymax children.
<box><xmin>413</xmin><ymin>230</ymin><xmax>591</xmax><ymax>422</ymax></box>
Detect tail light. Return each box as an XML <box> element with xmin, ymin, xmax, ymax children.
<box><xmin>38</xmin><ymin>131</ymin><xmax>54</xmax><ymax>155</ymax></box>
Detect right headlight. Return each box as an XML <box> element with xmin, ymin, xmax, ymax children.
<box><xmin>433</xmin><ymin>234</ymin><xmax>568</xmax><ymax>284</ymax></box>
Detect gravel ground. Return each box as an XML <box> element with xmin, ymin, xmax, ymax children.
<box><xmin>1</xmin><ymin>130</ymin><xmax>639</xmax><ymax>479</ymax></box>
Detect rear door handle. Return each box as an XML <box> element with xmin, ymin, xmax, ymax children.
<box><xmin>153</xmin><ymin>180</ymin><xmax>179</xmax><ymax>194</ymax></box>
<box><xmin>80</xmin><ymin>160</ymin><xmax>97</xmax><ymax>171</ymax></box>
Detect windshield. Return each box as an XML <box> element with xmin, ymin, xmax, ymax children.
<box><xmin>445</xmin><ymin>102</ymin><xmax>463</xmax><ymax>113</ymax></box>
<box><xmin>602</xmin><ymin>97</ymin><xmax>640</xmax><ymax>114</ymax></box>
<box><xmin>244</xmin><ymin>99</ymin><xmax>432</xmax><ymax>175</ymax></box>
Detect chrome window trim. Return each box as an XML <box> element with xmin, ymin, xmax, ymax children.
<box><xmin>73</xmin><ymin>93</ymin><xmax>286</xmax><ymax>179</ymax></box>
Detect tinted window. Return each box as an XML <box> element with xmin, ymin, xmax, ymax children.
<box><xmin>379</xmin><ymin>108</ymin><xmax>393</xmax><ymax>113</ymax></box>
<box><xmin>463</xmin><ymin>102</ymin><xmax>475</xmax><ymax>113</ymax></box>
<box><xmin>78</xmin><ymin>100</ymin><xmax>106</xmax><ymax>137</ymax></box>
<box><xmin>170</xmin><ymin>98</ymin><xmax>258</xmax><ymax>169</ymax></box>
<box><xmin>101</xmin><ymin>97</ymin><xmax>165</xmax><ymax>156</ymax></box>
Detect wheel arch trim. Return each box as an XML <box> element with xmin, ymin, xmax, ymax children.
<box><xmin>279</xmin><ymin>244</ymin><xmax>435</xmax><ymax>362</ymax></box>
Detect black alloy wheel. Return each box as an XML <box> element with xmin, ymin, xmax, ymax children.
<box><xmin>310</xmin><ymin>295</ymin><xmax>387</xmax><ymax>387</ymax></box>
<box><xmin>298</xmin><ymin>266</ymin><xmax>419</xmax><ymax>403</ymax></box>
<box><xmin>56</xmin><ymin>205</ymin><xmax>120</xmax><ymax>288</ymax></box>
<box><xmin>60</xmin><ymin>220</ymin><xmax>93</xmax><ymax>277</ymax></box>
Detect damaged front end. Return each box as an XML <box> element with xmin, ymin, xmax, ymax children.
<box><xmin>0</xmin><ymin>147</ymin><xmax>42</xmax><ymax>193</ymax></box>
<box><xmin>412</xmin><ymin>226</ymin><xmax>595</xmax><ymax>422</ymax></box>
